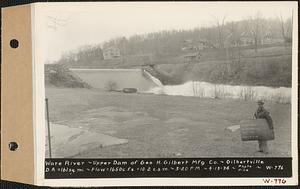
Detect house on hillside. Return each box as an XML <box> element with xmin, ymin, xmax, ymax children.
<box><xmin>225</xmin><ymin>33</ymin><xmax>242</xmax><ymax>47</ymax></box>
<box><xmin>103</xmin><ymin>46</ymin><xmax>121</xmax><ymax>60</ymax></box>
<box><xmin>181</xmin><ymin>39</ymin><xmax>210</xmax><ymax>51</ymax></box>
<box><xmin>239</xmin><ymin>30</ymin><xmax>284</xmax><ymax>47</ymax></box>
<box><xmin>262</xmin><ymin>28</ymin><xmax>284</xmax><ymax>45</ymax></box>
<box><xmin>181</xmin><ymin>39</ymin><xmax>207</xmax><ymax>63</ymax></box>
<box><xmin>240</xmin><ymin>31</ymin><xmax>254</xmax><ymax>46</ymax></box>
<box><xmin>183</xmin><ymin>52</ymin><xmax>201</xmax><ymax>63</ymax></box>
<box><xmin>195</xmin><ymin>39</ymin><xmax>210</xmax><ymax>50</ymax></box>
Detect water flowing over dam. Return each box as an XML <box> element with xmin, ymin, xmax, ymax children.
<box><xmin>147</xmin><ymin>81</ymin><xmax>291</xmax><ymax>104</ymax></box>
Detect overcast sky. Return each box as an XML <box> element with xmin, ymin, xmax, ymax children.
<box><xmin>35</xmin><ymin>2</ymin><xmax>297</xmax><ymax>63</ymax></box>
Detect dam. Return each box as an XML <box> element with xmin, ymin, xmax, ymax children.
<box><xmin>70</xmin><ymin>68</ymin><xmax>162</xmax><ymax>92</ymax></box>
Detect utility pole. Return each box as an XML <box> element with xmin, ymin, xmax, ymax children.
<box><xmin>45</xmin><ymin>98</ymin><xmax>52</xmax><ymax>158</ymax></box>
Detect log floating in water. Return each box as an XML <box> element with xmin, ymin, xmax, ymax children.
<box><xmin>123</xmin><ymin>88</ymin><xmax>138</xmax><ymax>93</ymax></box>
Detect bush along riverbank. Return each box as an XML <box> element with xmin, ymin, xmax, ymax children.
<box><xmin>45</xmin><ymin>64</ymin><xmax>91</xmax><ymax>88</ymax></box>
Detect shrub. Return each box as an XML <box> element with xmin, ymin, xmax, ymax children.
<box><xmin>45</xmin><ymin>64</ymin><xmax>90</xmax><ymax>88</ymax></box>
<box><xmin>105</xmin><ymin>80</ymin><xmax>118</xmax><ymax>91</ymax></box>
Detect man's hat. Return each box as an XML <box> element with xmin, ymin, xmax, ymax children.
<box><xmin>257</xmin><ymin>100</ymin><xmax>264</xmax><ymax>105</ymax></box>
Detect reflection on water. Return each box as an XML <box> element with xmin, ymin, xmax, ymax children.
<box><xmin>147</xmin><ymin>81</ymin><xmax>291</xmax><ymax>104</ymax></box>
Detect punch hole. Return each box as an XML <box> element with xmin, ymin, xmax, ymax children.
<box><xmin>8</xmin><ymin>142</ymin><xmax>18</xmax><ymax>151</ymax></box>
<box><xmin>10</xmin><ymin>39</ymin><xmax>19</xmax><ymax>48</ymax></box>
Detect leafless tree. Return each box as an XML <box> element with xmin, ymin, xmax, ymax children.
<box><xmin>224</xmin><ymin>21</ymin><xmax>243</xmax><ymax>75</ymax></box>
<box><xmin>212</xmin><ymin>14</ymin><xmax>227</xmax><ymax>48</ymax></box>
<box><xmin>246</xmin><ymin>12</ymin><xmax>264</xmax><ymax>53</ymax></box>
<box><xmin>278</xmin><ymin>12</ymin><xmax>293</xmax><ymax>46</ymax></box>
<box><xmin>279</xmin><ymin>14</ymin><xmax>286</xmax><ymax>41</ymax></box>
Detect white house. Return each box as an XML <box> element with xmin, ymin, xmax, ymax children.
<box><xmin>103</xmin><ymin>46</ymin><xmax>121</xmax><ymax>60</ymax></box>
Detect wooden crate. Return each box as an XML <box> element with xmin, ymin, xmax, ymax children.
<box><xmin>240</xmin><ymin>119</ymin><xmax>274</xmax><ymax>141</ymax></box>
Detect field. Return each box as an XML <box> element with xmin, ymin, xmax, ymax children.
<box><xmin>46</xmin><ymin>87</ymin><xmax>291</xmax><ymax>158</ymax></box>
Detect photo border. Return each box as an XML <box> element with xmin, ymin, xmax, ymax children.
<box><xmin>30</xmin><ymin>1</ymin><xmax>298</xmax><ymax>187</ymax></box>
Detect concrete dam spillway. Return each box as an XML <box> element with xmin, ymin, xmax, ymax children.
<box><xmin>70</xmin><ymin>68</ymin><xmax>162</xmax><ymax>92</ymax></box>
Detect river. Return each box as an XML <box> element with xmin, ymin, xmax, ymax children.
<box><xmin>71</xmin><ymin>68</ymin><xmax>291</xmax><ymax>104</ymax></box>
<box><xmin>146</xmin><ymin>81</ymin><xmax>291</xmax><ymax>104</ymax></box>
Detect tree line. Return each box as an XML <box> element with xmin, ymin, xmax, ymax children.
<box><xmin>56</xmin><ymin>14</ymin><xmax>293</xmax><ymax>65</ymax></box>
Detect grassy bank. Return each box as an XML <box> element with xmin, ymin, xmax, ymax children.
<box><xmin>46</xmin><ymin>87</ymin><xmax>291</xmax><ymax>158</ymax></box>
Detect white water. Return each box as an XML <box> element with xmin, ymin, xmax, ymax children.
<box><xmin>142</xmin><ymin>69</ymin><xmax>163</xmax><ymax>86</ymax></box>
<box><xmin>146</xmin><ymin>81</ymin><xmax>291</xmax><ymax>104</ymax></box>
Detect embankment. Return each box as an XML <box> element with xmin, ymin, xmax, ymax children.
<box><xmin>45</xmin><ymin>64</ymin><xmax>90</xmax><ymax>88</ymax></box>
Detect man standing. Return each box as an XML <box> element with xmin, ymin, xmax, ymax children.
<box><xmin>254</xmin><ymin>100</ymin><xmax>274</xmax><ymax>154</ymax></box>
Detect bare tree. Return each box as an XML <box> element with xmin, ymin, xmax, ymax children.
<box><xmin>212</xmin><ymin>14</ymin><xmax>227</xmax><ymax>48</ymax></box>
<box><xmin>279</xmin><ymin>14</ymin><xmax>286</xmax><ymax>39</ymax></box>
<box><xmin>246</xmin><ymin>12</ymin><xmax>264</xmax><ymax>53</ymax></box>
<box><xmin>278</xmin><ymin>12</ymin><xmax>293</xmax><ymax>46</ymax></box>
<box><xmin>278</xmin><ymin>14</ymin><xmax>288</xmax><ymax>47</ymax></box>
<box><xmin>225</xmin><ymin>21</ymin><xmax>242</xmax><ymax>75</ymax></box>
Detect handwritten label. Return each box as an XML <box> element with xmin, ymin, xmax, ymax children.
<box><xmin>263</xmin><ymin>178</ymin><xmax>287</xmax><ymax>184</ymax></box>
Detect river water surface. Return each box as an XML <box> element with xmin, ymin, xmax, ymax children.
<box><xmin>71</xmin><ymin>68</ymin><xmax>291</xmax><ymax>104</ymax></box>
<box><xmin>147</xmin><ymin>81</ymin><xmax>291</xmax><ymax>104</ymax></box>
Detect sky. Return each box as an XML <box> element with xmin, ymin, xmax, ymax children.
<box><xmin>34</xmin><ymin>2</ymin><xmax>297</xmax><ymax>63</ymax></box>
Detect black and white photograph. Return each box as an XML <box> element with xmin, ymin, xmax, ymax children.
<box><xmin>43</xmin><ymin>2</ymin><xmax>295</xmax><ymax>158</ymax></box>
<box><xmin>30</xmin><ymin>1</ymin><xmax>298</xmax><ymax>186</ymax></box>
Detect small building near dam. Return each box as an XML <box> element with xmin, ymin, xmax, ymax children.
<box><xmin>70</xmin><ymin>69</ymin><xmax>161</xmax><ymax>92</ymax></box>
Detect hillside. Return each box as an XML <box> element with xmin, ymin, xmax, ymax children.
<box><xmin>158</xmin><ymin>45</ymin><xmax>292</xmax><ymax>87</ymax></box>
<box><xmin>59</xmin><ymin>44</ymin><xmax>292</xmax><ymax>87</ymax></box>
<box><xmin>45</xmin><ymin>64</ymin><xmax>90</xmax><ymax>88</ymax></box>
<box><xmin>53</xmin><ymin>16</ymin><xmax>292</xmax><ymax>88</ymax></box>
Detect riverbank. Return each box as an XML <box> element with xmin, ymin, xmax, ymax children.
<box><xmin>155</xmin><ymin>45</ymin><xmax>292</xmax><ymax>87</ymax></box>
<box><xmin>60</xmin><ymin>44</ymin><xmax>292</xmax><ymax>88</ymax></box>
<box><xmin>46</xmin><ymin>87</ymin><xmax>291</xmax><ymax>158</ymax></box>
<box><xmin>147</xmin><ymin>81</ymin><xmax>291</xmax><ymax>104</ymax></box>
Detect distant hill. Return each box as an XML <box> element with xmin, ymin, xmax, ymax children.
<box><xmin>56</xmin><ymin>44</ymin><xmax>292</xmax><ymax>87</ymax></box>
<box><xmin>53</xmin><ymin>17</ymin><xmax>292</xmax><ymax>88</ymax></box>
<box><xmin>55</xmin><ymin>16</ymin><xmax>292</xmax><ymax>65</ymax></box>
